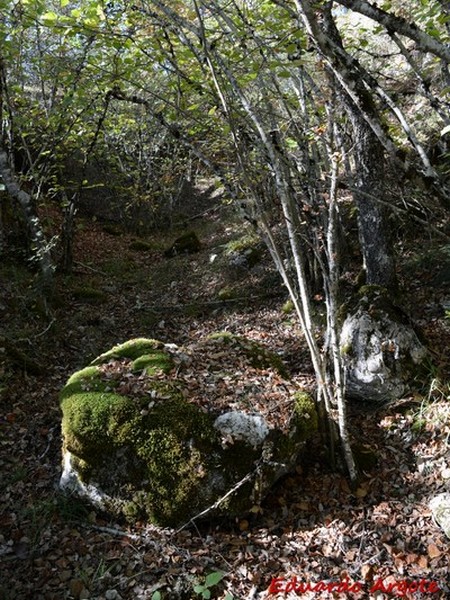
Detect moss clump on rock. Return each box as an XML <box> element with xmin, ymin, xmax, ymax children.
<box><xmin>61</xmin><ymin>392</ymin><xmax>136</xmax><ymax>459</ymax></box>
<box><xmin>132</xmin><ymin>352</ymin><xmax>173</xmax><ymax>375</ymax></box>
<box><xmin>224</xmin><ymin>234</ymin><xmax>263</xmax><ymax>268</ymax></box>
<box><xmin>217</xmin><ymin>286</ymin><xmax>236</xmax><ymax>301</ymax></box>
<box><xmin>292</xmin><ymin>392</ymin><xmax>318</xmax><ymax>438</ymax></box>
<box><xmin>66</xmin><ymin>366</ymin><xmax>101</xmax><ymax>385</ymax></box>
<box><xmin>60</xmin><ymin>380</ymin><xmax>219</xmax><ymax>526</ymax></box>
<box><xmin>282</xmin><ymin>299</ymin><xmax>295</xmax><ymax>314</ymax></box>
<box><xmin>59</xmin><ymin>365</ymin><xmax>122</xmax><ymax>402</ymax></box>
<box><xmin>60</xmin><ymin>336</ymin><xmax>313</xmax><ymax>527</ymax></box>
<box><xmin>91</xmin><ymin>338</ymin><xmax>165</xmax><ymax>364</ymax></box>
<box><xmin>164</xmin><ymin>231</ymin><xmax>201</xmax><ymax>258</ymax></box>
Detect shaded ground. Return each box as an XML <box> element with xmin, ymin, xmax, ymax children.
<box><xmin>1</xmin><ymin>197</ymin><xmax>450</xmax><ymax>599</ymax></box>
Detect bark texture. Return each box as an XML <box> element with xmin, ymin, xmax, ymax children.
<box><xmin>0</xmin><ymin>146</ymin><xmax>54</xmax><ymax>289</ymax></box>
<box><xmin>349</xmin><ymin>113</ymin><xmax>397</xmax><ymax>289</ymax></box>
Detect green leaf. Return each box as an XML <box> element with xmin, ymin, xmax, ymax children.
<box><xmin>205</xmin><ymin>571</ymin><xmax>225</xmax><ymax>587</ymax></box>
<box><xmin>84</xmin><ymin>17</ymin><xmax>100</xmax><ymax>28</ymax></box>
<box><xmin>60</xmin><ymin>0</ymin><xmax>69</xmax><ymax>6</ymax></box>
<box><xmin>41</xmin><ymin>11</ymin><xmax>58</xmax><ymax>25</ymax></box>
<box><xmin>285</xmin><ymin>137</ymin><xmax>298</xmax><ymax>150</ymax></box>
<box><xmin>285</xmin><ymin>43</ymin><xmax>298</xmax><ymax>54</ymax></box>
<box><xmin>202</xmin><ymin>591</ymin><xmax>211</xmax><ymax>600</ymax></box>
<box><xmin>193</xmin><ymin>585</ymin><xmax>205</xmax><ymax>593</ymax></box>
<box><xmin>151</xmin><ymin>593</ymin><xmax>162</xmax><ymax>600</ymax></box>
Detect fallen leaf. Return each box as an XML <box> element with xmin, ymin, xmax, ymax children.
<box><xmin>239</xmin><ymin>519</ymin><xmax>249</xmax><ymax>531</ymax></box>
<box><xmin>427</xmin><ymin>543</ymin><xmax>441</xmax><ymax>559</ymax></box>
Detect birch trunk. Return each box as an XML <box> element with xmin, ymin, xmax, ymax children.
<box><xmin>0</xmin><ymin>147</ymin><xmax>54</xmax><ymax>290</ymax></box>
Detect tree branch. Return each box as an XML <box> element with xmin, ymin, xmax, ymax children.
<box><xmin>335</xmin><ymin>0</ymin><xmax>450</xmax><ymax>63</ymax></box>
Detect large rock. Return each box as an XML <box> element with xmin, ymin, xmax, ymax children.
<box><xmin>340</xmin><ymin>286</ymin><xmax>428</xmax><ymax>403</ymax></box>
<box><xmin>430</xmin><ymin>493</ymin><xmax>450</xmax><ymax>539</ymax></box>
<box><xmin>60</xmin><ymin>335</ymin><xmax>316</xmax><ymax>527</ymax></box>
<box><xmin>164</xmin><ymin>231</ymin><xmax>201</xmax><ymax>258</ymax></box>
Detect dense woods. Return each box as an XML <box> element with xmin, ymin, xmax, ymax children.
<box><xmin>1</xmin><ymin>1</ymin><xmax>450</xmax><ymax>598</ymax></box>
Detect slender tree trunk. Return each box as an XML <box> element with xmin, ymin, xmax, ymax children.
<box><xmin>59</xmin><ymin>192</ymin><xmax>77</xmax><ymax>274</ymax></box>
<box><xmin>0</xmin><ymin>146</ymin><xmax>54</xmax><ymax>291</ymax></box>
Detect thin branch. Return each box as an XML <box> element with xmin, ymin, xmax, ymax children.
<box><xmin>176</xmin><ymin>468</ymin><xmax>257</xmax><ymax>533</ymax></box>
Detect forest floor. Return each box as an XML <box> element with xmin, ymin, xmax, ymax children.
<box><xmin>1</xmin><ymin>192</ymin><xmax>450</xmax><ymax>600</ymax></box>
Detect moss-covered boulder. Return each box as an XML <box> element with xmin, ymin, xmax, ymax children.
<box><xmin>60</xmin><ymin>336</ymin><xmax>316</xmax><ymax>527</ymax></box>
<box><xmin>224</xmin><ymin>234</ymin><xmax>263</xmax><ymax>270</ymax></box>
<box><xmin>164</xmin><ymin>231</ymin><xmax>201</xmax><ymax>258</ymax></box>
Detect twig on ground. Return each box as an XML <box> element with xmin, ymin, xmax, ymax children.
<box><xmin>17</xmin><ymin>319</ymin><xmax>55</xmax><ymax>343</ymax></box>
<box><xmin>176</xmin><ymin>468</ymin><xmax>258</xmax><ymax>533</ymax></box>
<box><xmin>74</xmin><ymin>261</ymin><xmax>108</xmax><ymax>276</ymax></box>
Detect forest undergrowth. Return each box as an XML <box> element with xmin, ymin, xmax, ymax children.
<box><xmin>1</xmin><ymin>201</ymin><xmax>450</xmax><ymax>600</ymax></box>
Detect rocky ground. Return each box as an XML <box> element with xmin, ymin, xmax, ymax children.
<box><xmin>1</xmin><ymin>197</ymin><xmax>450</xmax><ymax>599</ymax></box>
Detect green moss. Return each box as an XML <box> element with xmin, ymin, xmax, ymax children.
<box><xmin>61</xmin><ymin>367</ymin><xmax>221</xmax><ymax>525</ymax></box>
<box><xmin>132</xmin><ymin>352</ymin><xmax>173</xmax><ymax>375</ymax></box>
<box><xmin>217</xmin><ymin>286</ymin><xmax>235</xmax><ymax>301</ymax></box>
<box><xmin>134</xmin><ymin>430</ymin><xmax>205</xmax><ymax>524</ymax></box>
<box><xmin>91</xmin><ymin>338</ymin><xmax>165</xmax><ymax>364</ymax></box>
<box><xmin>292</xmin><ymin>392</ymin><xmax>318</xmax><ymax>438</ymax></box>
<box><xmin>61</xmin><ymin>392</ymin><xmax>135</xmax><ymax>458</ymax></box>
<box><xmin>60</xmin><ymin>366</ymin><xmax>115</xmax><ymax>400</ymax></box>
<box><xmin>224</xmin><ymin>234</ymin><xmax>260</xmax><ymax>254</ymax></box>
<box><xmin>340</xmin><ymin>342</ymin><xmax>353</xmax><ymax>356</ymax></box>
<box><xmin>282</xmin><ymin>299</ymin><xmax>294</xmax><ymax>314</ymax></box>
<box><xmin>358</xmin><ymin>284</ymin><xmax>389</xmax><ymax>299</ymax></box>
<box><xmin>60</xmin><ymin>379</ymin><xmax>114</xmax><ymax>401</ymax></box>
<box><xmin>119</xmin><ymin>398</ymin><xmax>218</xmax><ymax>526</ymax></box>
<box><xmin>224</xmin><ymin>234</ymin><xmax>262</xmax><ymax>268</ymax></box>
<box><xmin>66</xmin><ymin>366</ymin><xmax>101</xmax><ymax>385</ymax></box>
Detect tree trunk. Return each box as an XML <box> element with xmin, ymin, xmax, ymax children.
<box><xmin>0</xmin><ymin>146</ymin><xmax>54</xmax><ymax>291</ymax></box>
<box><xmin>349</xmin><ymin>112</ymin><xmax>397</xmax><ymax>289</ymax></box>
<box><xmin>316</xmin><ymin>3</ymin><xmax>398</xmax><ymax>290</ymax></box>
<box><xmin>59</xmin><ymin>192</ymin><xmax>77</xmax><ymax>274</ymax></box>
